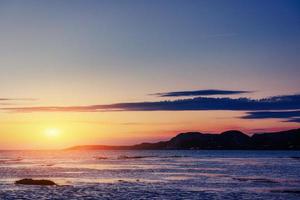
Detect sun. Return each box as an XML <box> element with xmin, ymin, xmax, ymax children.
<box><xmin>44</xmin><ymin>128</ymin><xmax>61</xmax><ymax>138</ymax></box>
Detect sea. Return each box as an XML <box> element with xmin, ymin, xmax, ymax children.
<box><xmin>0</xmin><ymin>150</ymin><xmax>300</xmax><ymax>200</ymax></box>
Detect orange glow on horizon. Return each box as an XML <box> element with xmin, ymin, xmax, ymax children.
<box><xmin>0</xmin><ymin>110</ymin><xmax>299</xmax><ymax>150</ymax></box>
<box><xmin>44</xmin><ymin>128</ymin><xmax>61</xmax><ymax>138</ymax></box>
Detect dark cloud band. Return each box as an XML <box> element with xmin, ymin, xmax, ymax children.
<box><xmin>152</xmin><ymin>89</ymin><xmax>251</xmax><ymax>97</ymax></box>
<box><xmin>242</xmin><ymin>110</ymin><xmax>300</xmax><ymax>119</ymax></box>
<box><xmin>284</xmin><ymin>118</ymin><xmax>300</xmax><ymax>123</ymax></box>
<box><xmin>2</xmin><ymin>93</ymin><xmax>300</xmax><ymax>123</ymax></box>
<box><xmin>2</xmin><ymin>94</ymin><xmax>300</xmax><ymax>113</ymax></box>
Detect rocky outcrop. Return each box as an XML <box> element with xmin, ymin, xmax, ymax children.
<box><xmin>15</xmin><ymin>179</ymin><xmax>56</xmax><ymax>186</ymax></box>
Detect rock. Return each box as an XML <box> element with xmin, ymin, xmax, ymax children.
<box><xmin>232</xmin><ymin>177</ymin><xmax>278</xmax><ymax>183</ymax></box>
<box><xmin>15</xmin><ymin>178</ymin><xmax>56</xmax><ymax>186</ymax></box>
<box><xmin>117</xmin><ymin>155</ymin><xmax>153</xmax><ymax>159</ymax></box>
<box><xmin>291</xmin><ymin>156</ymin><xmax>300</xmax><ymax>160</ymax></box>
<box><xmin>95</xmin><ymin>156</ymin><xmax>108</xmax><ymax>160</ymax></box>
<box><xmin>271</xmin><ymin>189</ymin><xmax>300</xmax><ymax>194</ymax></box>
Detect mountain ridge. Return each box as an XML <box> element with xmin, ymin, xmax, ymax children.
<box><xmin>67</xmin><ymin>128</ymin><xmax>300</xmax><ymax>150</ymax></box>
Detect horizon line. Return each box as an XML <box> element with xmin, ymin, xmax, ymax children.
<box><xmin>1</xmin><ymin>127</ymin><xmax>298</xmax><ymax>151</ymax></box>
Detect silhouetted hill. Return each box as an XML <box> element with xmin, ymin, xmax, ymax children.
<box><xmin>131</xmin><ymin>141</ymin><xmax>169</xmax><ymax>150</ymax></box>
<box><xmin>219</xmin><ymin>130</ymin><xmax>252</xmax><ymax>149</ymax></box>
<box><xmin>251</xmin><ymin>129</ymin><xmax>300</xmax><ymax>149</ymax></box>
<box><xmin>67</xmin><ymin>128</ymin><xmax>300</xmax><ymax>150</ymax></box>
<box><xmin>167</xmin><ymin>132</ymin><xmax>217</xmax><ymax>149</ymax></box>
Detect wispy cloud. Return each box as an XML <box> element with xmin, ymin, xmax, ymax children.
<box><xmin>152</xmin><ymin>89</ymin><xmax>251</xmax><ymax>97</ymax></box>
<box><xmin>2</xmin><ymin>94</ymin><xmax>300</xmax><ymax>113</ymax></box>
<box><xmin>201</xmin><ymin>33</ymin><xmax>238</xmax><ymax>39</ymax></box>
<box><xmin>242</xmin><ymin>110</ymin><xmax>300</xmax><ymax>119</ymax></box>
<box><xmin>242</xmin><ymin>110</ymin><xmax>300</xmax><ymax>123</ymax></box>
<box><xmin>0</xmin><ymin>98</ymin><xmax>37</xmax><ymax>105</ymax></box>
<box><xmin>2</xmin><ymin>93</ymin><xmax>300</xmax><ymax>123</ymax></box>
<box><xmin>284</xmin><ymin>118</ymin><xmax>300</xmax><ymax>123</ymax></box>
<box><xmin>0</xmin><ymin>98</ymin><xmax>37</xmax><ymax>101</ymax></box>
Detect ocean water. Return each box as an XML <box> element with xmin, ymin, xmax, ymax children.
<box><xmin>0</xmin><ymin>150</ymin><xmax>300</xmax><ymax>200</ymax></box>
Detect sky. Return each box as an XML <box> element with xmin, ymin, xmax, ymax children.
<box><xmin>0</xmin><ymin>0</ymin><xmax>299</xmax><ymax>149</ymax></box>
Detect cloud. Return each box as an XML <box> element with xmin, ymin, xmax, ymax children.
<box><xmin>152</xmin><ymin>89</ymin><xmax>251</xmax><ymax>97</ymax></box>
<box><xmin>284</xmin><ymin>118</ymin><xmax>300</xmax><ymax>123</ymax></box>
<box><xmin>242</xmin><ymin>110</ymin><xmax>300</xmax><ymax>119</ymax></box>
<box><xmin>242</xmin><ymin>110</ymin><xmax>300</xmax><ymax>123</ymax></box>
<box><xmin>2</xmin><ymin>93</ymin><xmax>300</xmax><ymax>123</ymax></box>
<box><xmin>2</xmin><ymin>94</ymin><xmax>300</xmax><ymax>113</ymax></box>
<box><xmin>0</xmin><ymin>98</ymin><xmax>37</xmax><ymax>101</ymax></box>
<box><xmin>0</xmin><ymin>98</ymin><xmax>37</xmax><ymax>105</ymax></box>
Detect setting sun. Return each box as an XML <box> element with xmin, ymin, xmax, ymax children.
<box><xmin>44</xmin><ymin>128</ymin><xmax>61</xmax><ymax>138</ymax></box>
<box><xmin>0</xmin><ymin>1</ymin><xmax>299</xmax><ymax>199</ymax></box>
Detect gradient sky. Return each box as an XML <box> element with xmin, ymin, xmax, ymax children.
<box><xmin>0</xmin><ymin>0</ymin><xmax>299</xmax><ymax>149</ymax></box>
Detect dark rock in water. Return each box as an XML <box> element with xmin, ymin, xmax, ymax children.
<box><xmin>232</xmin><ymin>177</ymin><xmax>278</xmax><ymax>183</ymax></box>
<box><xmin>95</xmin><ymin>156</ymin><xmax>108</xmax><ymax>160</ymax></box>
<box><xmin>161</xmin><ymin>155</ymin><xmax>187</xmax><ymax>158</ymax></box>
<box><xmin>290</xmin><ymin>156</ymin><xmax>300</xmax><ymax>161</ymax></box>
<box><xmin>117</xmin><ymin>155</ymin><xmax>154</xmax><ymax>159</ymax></box>
<box><xmin>271</xmin><ymin>189</ymin><xmax>300</xmax><ymax>194</ymax></box>
<box><xmin>15</xmin><ymin>179</ymin><xmax>56</xmax><ymax>186</ymax></box>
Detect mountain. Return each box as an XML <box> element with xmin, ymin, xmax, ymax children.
<box><xmin>67</xmin><ymin>128</ymin><xmax>300</xmax><ymax>150</ymax></box>
<box><xmin>251</xmin><ymin>129</ymin><xmax>300</xmax><ymax>149</ymax></box>
<box><xmin>165</xmin><ymin>130</ymin><xmax>252</xmax><ymax>149</ymax></box>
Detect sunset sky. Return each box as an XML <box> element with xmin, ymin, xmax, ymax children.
<box><xmin>0</xmin><ymin>0</ymin><xmax>299</xmax><ymax>149</ymax></box>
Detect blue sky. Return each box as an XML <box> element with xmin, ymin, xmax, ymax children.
<box><xmin>0</xmin><ymin>1</ymin><xmax>299</xmax><ymax>148</ymax></box>
<box><xmin>1</xmin><ymin>0</ymin><xmax>299</xmax><ymax>103</ymax></box>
